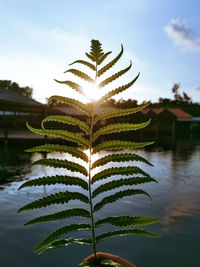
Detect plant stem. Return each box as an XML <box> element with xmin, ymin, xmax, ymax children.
<box><xmin>88</xmin><ymin>62</ymin><xmax>98</xmax><ymax>259</ymax></box>
<box><xmin>88</xmin><ymin>113</ymin><xmax>97</xmax><ymax>258</ymax></box>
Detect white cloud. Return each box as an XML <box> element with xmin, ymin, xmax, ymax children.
<box><xmin>164</xmin><ymin>19</ymin><xmax>200</xmax><ymax>52</ymax></box>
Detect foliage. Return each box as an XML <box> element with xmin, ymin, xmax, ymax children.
<box><xmin>0</xmin><ymin>80</ymin><xmax>33</xmax><ymax>99</ymax></box>
<box><xmin>18</xmin><ymin>40</ymin><xmax>158</xmax><ymax>266</ymax></box>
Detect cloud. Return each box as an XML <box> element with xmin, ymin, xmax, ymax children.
<box><xmin>164</xmin><ymin>19</ymin><xmax>200</xmax><ymax>52</ymax></box>
<box><xmin>196</xmin><ymin>86</ymin><xmax>200</xmax><ymax>91</ymax></box>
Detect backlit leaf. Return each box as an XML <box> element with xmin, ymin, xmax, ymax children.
<box><xmin>26</xmin><ymin>123</ymin><xmax>89</xmax><ymax>148</ymax></box>
<box><xmin>92</xmin><ymin>120</ymin><xmax>151</xmax><ymax>141</ymax></box>
<box><xmin>95</xmin><ymin>216</ymin><xmax>158</xmax><ymax>227</ymax></box>
<box><xmin>19</xmin><ymin>175</ymin><xmax>88</xmax><ymax>190</ymax></box>
<box><xmin>92</xmin><ymin>166</ymin><xmax>149</xmax><ymax>184</ymax></box>
<box><xmin>98</xmin><ymin>61</ymin><xmax>132</xmax><ymax>88</ymax></box>
<box><xmin>93</xmin><ymin>140</ymin><xmax>154</xmax><ymax>153</ymax></box>
<box><xmin>41</xmin><ymin>115</ymin><xmax>90</xmax><ymax>134</ymax></box>
<box><xmin>96</xmin><ymin>228</ymin><xmax>159</xmax><ymax>243</ymax></box>
<box><xmin>98</xmin><ymin>45</ymin><xmax>123</xmax><ymax>77</ymax></box>
<box><xmin>64</xmin><ymin>69</ymin><xmax>94</xmax><ymax>83</ymax></box>
<box><xmin>25</xmin><ymin>144</ymin><xmax>88</xmax><ymax>162</ymax></box>
<box><xmin>93</xmin><ymin>189</ymin><xmax>151</xmax><ymax>212</ymax></box>
<box><xmin>32</xmin><ymin>158</ymin><xmax>88</xmax><ymax>176</ymax></box>
<box><xmin>92</xmin><ymin>153</ymin><xmax>153</xmax><ymax>169</ymax></box>
<box><xmin>92</xmin><ymin>177</ymin><xmax>157</xmax><ymax>197</ymax></box>
<box><xmin>18</xmin><ymin>191</ymin><xmax>89</xmax><ymax>213</ymax></box>
<box><xmin>25</xmin><ymin>208</ymin><xmax>90</xmax><ymax>226</ymax></box>
<box><xmin>48</xmin><ymin>95</ymin><xmax>92</xmax><ymax>116</ymax></box>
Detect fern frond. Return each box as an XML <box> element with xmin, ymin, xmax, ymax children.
<box><xmin>92</xmin><ymin>166</ymin><xmax>149</xmax><ymax>184</ymax></box>
<box><xmin>26</xmin><ymin>123</ymin><xmax>89</xmax><ymax>148</ymax></box>
<box><xmin>41</xmin><ymin>115</ymin><xmax>90</xmax><ymax>134</ymax></box>
<box><xmin>32</xmin><ymin>159</ymin><xmax>88</xmax><ymax>176</ymax></box>
<box><xmin>85</xmin><ymin>52</ymin><xmax>95</xmax><ymax>62</ymax></box>
<box><xmin>95</xmin><ymin>216</ymin><xmax>158</xmax><ymax>227</ymax></box>
<box><xmin>97</xmin><ymin>51</ymin><xmax>112</xmax><ymax>65</ymax></box>
<box><xmin>86</xmin><ymin>40</ymin><xmax>104</xmax><ymax>63</ymax></box>
<box><xmin>64</xmin><ymin>69</ymin><xmax>94</xmax><ymax>83</ymax></box>
<box><xmin>98</xmin><ymin>61</ymin><xmax>132</xmax><ymax>88</ymax></box>
<box><xmin>18</xmin><ymin>191</ymin><xmax>89</xmax><ymax>213</ymax></box>
<box><xmin>93</xmin><ymin>140</ymin><xmax>154</xmax><ymax>154</ymax></box>
<box><xmin>54</xmin><ymin>80</ymin><xmax>85</xmax><ymax>96</ymax></box>
<box><xmin>25</xmin><ymin>208</ymin><xmax>90</xmax><ymax>226</ymax></box>
<box><xmin>69</xmin><ymin>60</ymin><xmax>96</xmax><ymax>71</ymax></box>
<box><xmin>98</xmin><ymin>45</ymin><xmax>123</xmax><ymax>77</ymax></box>
<box><xmin>92</xmin><ymin>120</ymin><xmax>151</xmax><ymax>142</ymax></box>
<box><xmin>19</xmin><ymin>175</ymin><xmax>88</xmax><ymax>190</ymax></box>
<box><xmin>92</xmin><ymin>153</ymin><xmax>153</xmax><ymax>169</ymax></box>
<box><xmin>48</xmin><ymin>96</ymin><xmax>92</xmax><ymax>116</ymax></box>
<box><xmin>93</xmin><ymin>103</ymin><xmax>149</xmax><ymax>124</ymax></box>
<box><xmin>96</xmin><ymin>228</ymin><xmax>159</xmax><ymax>243</ymax></box>
<box><xmin>25</xmin><ymin>144</ymin><xmax>88</xmax><ymax>162</ymax></box>
<box><xmin>36</xmin><ymin>238</ymin><xmax>92</xmax><ymax>254</ymax></box>
<box><xmin>97</xmin><ymin>73</ymin><xmax>140</xmax><ymax>105</ymax></box>
<box><xmin>36</xmin><ymin>224</ymin><xmax>91</xmax><ymax>252</ymax></box>
<box><xmin>92</xmin><ymin>177</ymin><xmax>157</xmax><ymax>198</ymax></box>
<box><xmin>93</xmin><ymin>189</ymin><xmax>151</xmax><ymax>212</ymax></box>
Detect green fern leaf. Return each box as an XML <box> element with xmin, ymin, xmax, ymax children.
<box><xmin>97</xmin><ymin>73</ymin><xmax>140</xmax><ymax>105</ymax></box>
<box><xmin>26</xmin><ymin>123</ymin><xmax>89</xmax><ymax>148</ymax></box>
<box><xmin>18</xmin><ymin>191</ymin><xmax>89</xmax><ymax>213</ymax></box>
<box><xmin>36</xmin><ymin>223</ymin><xmax>91</xmax><ymax>252</ymax></box>
<box><xmin>94</xmin><ymin>189</ymin><xmax>151</xmax><ymax>212</ymax></box>
<box><xmin>54</xmin><ymin>80</ymin><xmax>85</xmax><ymax>96</ymax></box>
<box><xmin>64</xmin><ymin>69</ymin><xmax>94</xmax><ymax>83</ymax></box>
<box><xmin>93</xmin><ymin>140</ymin><xmax>154</xmax><ymax>154</ymax></box>
<box><xmin>48</xmin><ymin>96</ymin><xmax>92</xmax><ymax>116</ymax></box>
<box><xmin>24</xmin><ymin>208</ymin><xmax>90</xmax><ymax>226</ymax></box>
<box><xmin>41</xmin><ymin>115</ymin><xmax>90</xmax><ymax>134</ymax></box>
<box><xmin>69</xmin><ymin>60</ymin><xmax>96</xmax><ymax>71</ymax></box>
<box><xmin>95</xmin><ymin>216</ymin><xmax>158</xmax><ymax>227</ymax></box>
<box><xmin>92</xmin><ymin>153</ymin><xmax>153</xmax><ymax>169</ymax></box>
<box><xmin>87</xmin><ymin>40</ymin><xmax>104</xmax><ymax>62</ymax></box>
<box><xmin>97</xmin><ymin>51</ymin><xmax>112</xmax><ymax>65</ymax></box>
<box><xmin>92</xmin><ymin>120</ymin><xmax>151</xmax><ymax>142</ymax></box>
<box><xmin>93</xmin><ymin>103</ymin><xmax>149</xmax><ymax>124</ymax></box>
<box><xmin>96</xmin><ymin>228</ymin><xmax>159</xmax><ymax>243</ymax></box>
<box><xmin>98</xmin><ymin>45</ymin><xmax>123</xmax><ymax>77</ymax></box>
<box><xmin>98</xmin><ymin>61</ymin><xmax>132</xmax><ymax>88</ymax></box>
<box><xmin>85</xmin><ymin>52</ymin><xmax>95</xmax><ymax>62</ymax></box>
<box><xmin>32</xmin><ymin>159</ymin><xmax>88</xmax><ymax>176</ymax></box>
<box><xmin>92</xmin><ymin>166</ymin><xmax>149</xmax><ymax>184</ymax></box>
<box><xmin>92</xmin><ymin>177</ymin><xmax>157</xmax><ymax>198</ymax></box>
<box><xmin>19</xmin><ymin>175</ymin><xmax>88</xmax><ymax>190</ymax></box>
<box><xmin>36</xmin><ymin>238</ymin><xmax>92</xmax><ymax>254</ymax></box>
<box><xmin>25</xmin><ymin>144</ymin><xmax>88</xmax><ymax>162</ymax></box>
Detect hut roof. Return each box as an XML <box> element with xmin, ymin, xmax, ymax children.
<box><xmin>0</xmin><ymin>88</ymin><xmax>44</xmax><ymax>107</ymax></box>
<box><xmin>167</xmin><ymin>108</ymin><xmax>192</xmax><ymax>119</ymax></box>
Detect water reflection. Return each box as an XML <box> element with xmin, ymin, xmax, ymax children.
<box><xmin>161</xmin><ymin>196</ymin><xmax>200</xmax><ymax>232</ymax></box>
<box><xmin>0</xmin><ymin>137</ymin><xmax>200</xmax><ymax>267</ymax></box>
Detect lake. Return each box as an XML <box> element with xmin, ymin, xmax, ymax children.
<box><xmin>0</xmin><ymin>136</ymin><xmax>200</xmax><ymax>267</ymax></box>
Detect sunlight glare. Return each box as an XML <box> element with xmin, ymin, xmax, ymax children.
<box><xmin>83</xmin><ymin>83</ymin><xmax>102</xmax><ymax>102</ymax></box>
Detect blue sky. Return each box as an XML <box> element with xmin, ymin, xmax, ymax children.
<box><xmin>1</xmin><ymin>0</ymin><xmax>200</xmax><ymax>103</ymax></box>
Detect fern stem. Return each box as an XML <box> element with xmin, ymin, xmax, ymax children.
<box><xmin>88</xmin><ymin>114</ymin><xmax>97</xmax><ymax>258</ymax></box>
<box><xmin>88</xmin><ymin>62</ymin><xmax>98</xmax><ymax>258</ymax></box>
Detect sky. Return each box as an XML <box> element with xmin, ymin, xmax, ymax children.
<box><xmin>1</xmin><ymin>0</ymin><xmax>200</xmax><ymax>104</ymax></box>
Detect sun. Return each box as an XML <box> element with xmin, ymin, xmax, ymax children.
<box><xmin>83</xmin><ymin>83</ymin><xmax>103</xmax><ymax>102</ymax></box>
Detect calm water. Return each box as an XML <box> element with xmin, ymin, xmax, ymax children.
<box><xmin>0</xmin><ymin>138</ymin><xmax>200</xmax><ymax>267</ymax></box>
